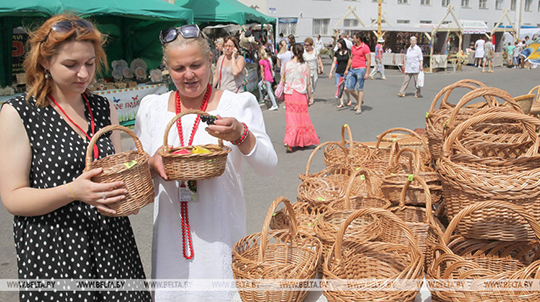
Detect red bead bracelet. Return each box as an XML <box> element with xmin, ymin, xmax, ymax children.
<box><xmin>231</xmin><ymin>122</ymin><xmax>249</xmax><ymax>145</ymax></box>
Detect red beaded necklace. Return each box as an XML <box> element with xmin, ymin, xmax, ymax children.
<box><xmin>174</xmin><ymin>84</ymin><xmax>212</xmax><ymax>259</ymax></box>
<box><xmin>49</xmin><ymin>94</ymin><xmax>98</xmax><ymax>159</ymax></box>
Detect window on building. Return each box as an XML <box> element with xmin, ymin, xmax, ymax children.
<box><xmin>496</xmin><ymin>0</ymin><xmax>503</xmax><ymax>9</ymax></box>
<box><xmin>421</xmin><ymin>0</ymin><xmax>431</xmax><ymax>4</ymax></box>
<box><xmin>511</xmin><ymin>0</ymin><xmax>516</xmax><ymax>10</ymax></box>
<box><xmin>461</xmin><ymin>0</ymin><xmax>470</xmax><ymax>7</ymax></box>
<box><xmin>525</xmin><ymin>0</ymin><xmax>532</xmax><ymax>10</ymax></box>
<box><xmin>397</xmin><ymin>20</ymin><xmax>410</xmax><ymax>24</ymax></box>
<box><xmin>442</xmin><ymin>0</ymin><xmax>450</xmax><ymax>6</ymax></box>
<box><xmin>420</xmin><ymin>20</ymin><xmax>433</xmax><ymax>24</ymax></box>
<box><xmin>313</xmin><ymin>18</ymin><xmax>330</xmax><ymax>36</ymax></box>
<box><xmin>398</xmin><ymin>0</ymin><xmax>409</xmax><ymax>3</ymax></box>
<box><xmin>278</xmin><ymin>18</ymin><xmax>297</xmax><ymax>36</ymax></box>
<box><xmin>344</xmin><ymin>19</ymin><xmax>360</xmax><ymax>27</ymax></box>
<box><xmin>479</xmin><ymin>0</ymin><xmax>487</xmax><ymax>8</ymax></box>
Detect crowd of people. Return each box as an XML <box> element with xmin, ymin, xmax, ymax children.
<box><xmin>2</xmin><ymin>12</ymin><xmax>538</xmax><ymax>302</ymax></box>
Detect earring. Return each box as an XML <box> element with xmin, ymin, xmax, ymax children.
<box><xmin>44</xmin><ymin>70</ymin><xmax>51</xmax><ymax>79</ymax></box>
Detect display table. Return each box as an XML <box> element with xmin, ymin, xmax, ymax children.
<box><xmin>431</xmin><ymin>55</ymin><xmax>448</xmax><ymax>69</ymax></box>
<box><xmin>0</xmin><ymin>83</ymin><xmax>167</xmax><ymax>127</ymax></box>
<box><xmin>94</xmin><ymin>83</ymin><xmax>168</xmax><ymax>126</ymax></box>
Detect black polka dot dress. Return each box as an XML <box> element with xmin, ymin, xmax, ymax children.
<box><xmin>6</xmin><ymin>94</ymin><xmax>151</xmax><ymax>302</ymax></box>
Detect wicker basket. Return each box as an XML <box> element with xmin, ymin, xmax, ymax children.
<box><xmin>428</xmin><ymin>200</ymin><xmax>540</xmax><ymax>302</ymax></box>
<box><xmin>425</xmin><ymin>80</ymin><xmax>492</xmax><ymax>160</ymax></box>
<box><xmin>388</xmin><ymin>177</ymin><xmax>445</xmax><ymax>272</ymax></box>
<box><xmin>232</xmin><ymin>197</ymin><xmax>322</xmax><ymax>302</ymax></box>
<box><xmin>323</xmin><ymin>124</ymin><xmax>373</xmax><ymax>167</ymax></box>
<box><xmin>511</xmin><ymin>94</ymin><xmax>535</xmax><ymax>115</ymax></box>
<box><xmin>330</xmin><ymin>168</ymin><xmax>391</xmax><ymax>211</ymax></box>
<box><xmin>269</xmin><ymin>201</ymin><xmax>333</xmax><ymax>236</ymax></box>
<box><xmin>300</xmin><ymin>141</ymin><xmax>351</xmax><ymax>181</ymax></box>
<box><xmin>315</xmin><ymin>170</ymin><xmax>387</xmax><ymax>253</ymax></box>
<box><xmin>322</xmin><ymin>208</ymin><xmax>424</xmax><ymax>302</ymax></box>
<box><xmin>382</xmin><ymin>148</ymin><xmax>442</xmax><ymax>206</ymax></box>
<box><xmin>437</xmin><ymin>111</ymin><xmax>540</xmax><ymax>241</ymax></box>
<box><xmin>158</xmin><ymin>109</ymin><xmax>231</xmax><ymax>180</ymax></box>
<box><xmin>84</xmin><ymin>125</ymin><xmax>154</xmax><ymax>217</ymax></box>
<box><xmin>375</xmin><ymin>127</ymin><xmax>431</xmax><ymax>164</ymax></box>
<box><xmin>297</xmin><ymin>165</ymin><xmax>354</xmax><ymax>205</ymax></box>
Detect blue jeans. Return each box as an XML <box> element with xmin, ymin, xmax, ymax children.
<box><xmin>346</xmin><ymin>68</ymin><xmax>366</xmax><ymax>91</ymax></box>
<box><xmin>257</xmin><ymin>80</ymin><xmax>277</xmax><ymax>107</ymax></box>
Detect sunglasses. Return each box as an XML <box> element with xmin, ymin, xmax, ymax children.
<box><xmin>160</xmin><ymin>24</ymin><xmax>200</xmax><ymax>45</ymax></box>
<box><xmin>42</xmin><ymin>19</ymin><xmax>94</xmax><ymax>43</ymax></box>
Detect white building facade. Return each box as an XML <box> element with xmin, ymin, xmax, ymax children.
<box><xmin>239</xmin><ymin>0</ymin><xmax>540</xmax><ymax>46</ymax></box>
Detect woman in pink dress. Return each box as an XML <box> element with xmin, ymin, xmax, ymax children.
<box><xmin>282</xmin><ymin>43</ymin><xmax>320</xmax><ymax>152</ymax></box>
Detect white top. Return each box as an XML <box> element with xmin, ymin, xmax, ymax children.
<box><xmin>303</xmin><ymin>48</ymin><xmax>320</xmax><ymax>76</ymax></box>
<box><xmin>475</xmin><ymin>39</ymin><xmax>485</xmax><ymax>58</ymax></box>
<box><xmin>134</xmin><ymin>90</ymin><xmax>278</xmax><ymax>302</ymax></box>
<box><xmin>315</xmin><ymin>38</ymin><xmax>325</xmax><ymax>51</ymax></box>
<box><xmin>405</xmin><ymin>45</ymin><xmax>423</xmax><ymax>74</ymax></box>
<box><xmin>277</xmin><ymin>51</ymin><xmax>293</xmax><ymax>71</ymax></box>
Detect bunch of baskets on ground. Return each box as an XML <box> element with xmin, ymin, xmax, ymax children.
<box><xmin>232</xmin><ymin>81</ymin><xmax>540</xmax><ymax>302</ymax></box>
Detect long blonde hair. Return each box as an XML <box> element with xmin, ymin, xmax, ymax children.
<box><xmin>24</xmin><ymin>13</ymin><xmax>107</xmax><ymax>107</ymax></box>
<box><xmin>278</xmin><ymin>40</ymin><xmax>287</xmax><ymax>54</ymax></box>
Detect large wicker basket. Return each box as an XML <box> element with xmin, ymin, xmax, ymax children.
<box><xmin>232</xmin><ymin>197</ymin><xmax>322</xmax><ymax>302</ymax></box>
<box><xmin>85</xmin><ymin>125</ymin><xmax>154</xmax><ymax>216</ymax></box>
<box><xmin>437</xmin><ymin>111</ymin><xmax>540</xmax><ymax>241</ymax></box>
<box><xmin>322</xmin><ymin>208</ymin><xmax>424</xmax><ymax>302</ymax></box>
<box><xmin>428</xmin><ymin>200</ymin><xmax>540</xmax><ymax>302</ymax></box>
<box><xmin>158</xmin><ymin>109</ymin><xmax>231</xmax><ymax>180</ymax></box>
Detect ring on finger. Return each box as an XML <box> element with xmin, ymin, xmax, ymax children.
<box><xmin>102</xmin><ymin>192</ymin><xmax>107</xmax><ymax>200</ymax></box>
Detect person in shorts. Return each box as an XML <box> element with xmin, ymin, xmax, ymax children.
<box><xmin>344</xmin><ymin>32</ymin><xmax>371</xmax><ymax>114</ymax></box>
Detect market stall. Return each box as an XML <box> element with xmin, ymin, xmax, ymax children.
<box><xmin>0</xmin><ymin>0</ymin><xmax>193</xmax><ymax>88</ymax></box>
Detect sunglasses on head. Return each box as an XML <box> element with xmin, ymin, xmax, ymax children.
<box><xmin>159</xmin><ymin>24</ymin><xmax>200</xmax><ymax>45</ymax></box>
<box><xmin>42</xmin><ymin>19</ymin><xmax>94</xmax><ymax>43</ymax></box>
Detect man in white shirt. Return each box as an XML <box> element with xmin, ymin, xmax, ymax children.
<box><xmin>398</xmin><ymin>36</ymin><xmax>423</xmax><ymax>98</ymax></box>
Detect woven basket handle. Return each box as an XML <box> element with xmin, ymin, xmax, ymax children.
<box><xmin>399</xmin><ymin>177</ymin><xmax>443</xmax><ymax>236</ymax></box>
<box><xmin>392</xmin><ymin>147</ymin><xmax>420</xmax><ymax>175</ymax></box>
<box><xmin>441</xmin><ymin>200</ymin><xmax>540</xmax><ymax>245</ymax></box>
<box><xmin>259</xmin><ymin>196</ymin><xmax>298</xmax><ymax>263</ymax></box>
<box><xmin>305</xmin><ymin>141</ymin><xmax>348</xmax><ymax>176</ymax></box>
<box><xmin>162</xmin><ymin>109</ymin><xmax>223</xmax><ymax>151</ymax></box>
<box><xmin>428</xmin><ymin>79</ymin><xmax>486</xmax><ymax>113</ymax></box>
<box><xmin>333</xmin><ymin>208</ymin><xmax>419</xmax><ymax>262</ymax></box>
<box><xmin>442</xmin><ymin>111</ymin><xmax>540</xmax><ymax>158</ymax></box>
<box><xmin>85</xmin><ymin>124</ymin><xmax>145</xmax><ymax>169</ymax></box>
<box><xmin>343</xmin><ymin>168</ymin><xmax>373</xmax><ymax>208</ymax></box>
<box><xmin>446</xmin><ymin>87</ymin><xmax>523</xmax><ymax>129</ymax></box>
<box><xmin>375</xmin><ymin>128</ymin><xmax>428</xmax><ymax>163</ymax></box>
<box><xmin>339</xmin><ymin>124</ymin><xmax>354</xmax><ymax>154</ymax></box>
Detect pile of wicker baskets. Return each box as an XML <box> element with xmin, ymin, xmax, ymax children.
<box><xmin>233</xmin><ymin>79</ymin><xmax>540</xmax><ymax>302</ymax></box>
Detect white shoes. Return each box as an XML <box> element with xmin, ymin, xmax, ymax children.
<box><xmin>269</xmin><ymin>106</ymin><xmax>278</xmax><ymax>111</ymax></box>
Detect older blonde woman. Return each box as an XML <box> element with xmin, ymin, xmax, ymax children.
<box><xmin>303</xmin><ymin>37</ymin><xmax>324</xmax><ymax>96</ymax></box>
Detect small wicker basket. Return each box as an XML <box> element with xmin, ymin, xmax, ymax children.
<box><xmin>84</xmin><ymin>125</ymin><xmax>154</xmax><ymax>217</ymax></box>
<box><xmin>158</xmin><ymin>109</ymin><xmax>231</xmax><ymax>180</ymax></box>
<box><xmin>382</xmin><ymin>148</ymin><xmax>442</xmax><ymax>206</ymax></box>
<box><xmin>232</xmin><ymin>197</ymin><xmax>322</xmax><ymax>302</ymax></box>
<box><xmin>322</xmin><ymin>208</ymin><xmax>424</xmax><ymax>302</ymax></box>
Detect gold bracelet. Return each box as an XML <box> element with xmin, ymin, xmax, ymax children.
<box><xmin>67</xmin><ymin>183</ymin><xmax>76</xmax><ymax>200</ymax></box>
